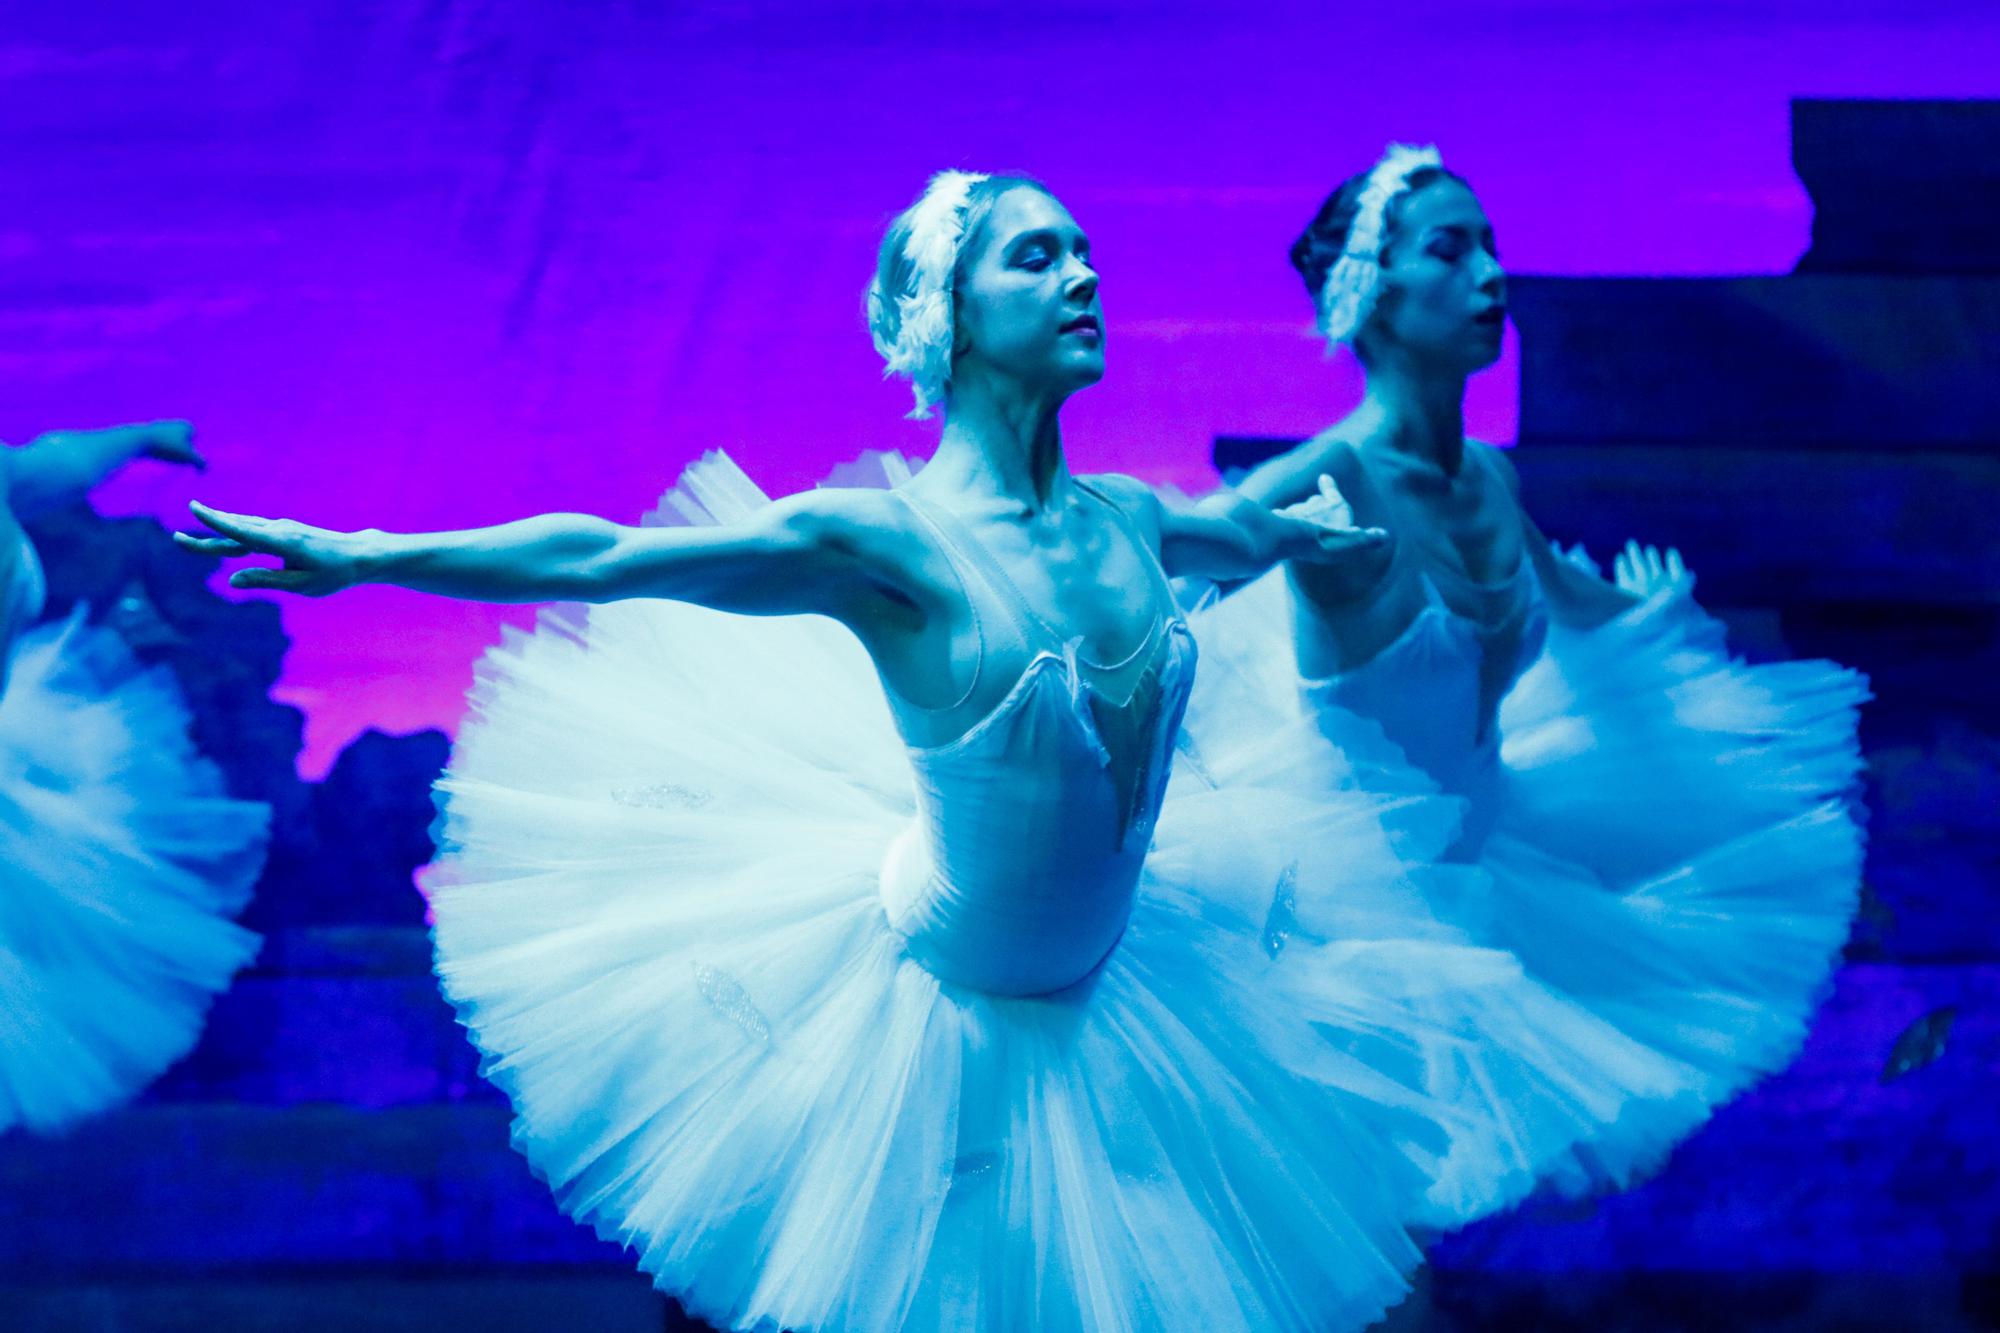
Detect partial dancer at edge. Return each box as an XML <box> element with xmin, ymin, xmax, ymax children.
<box><xmin>1194</xmin><ymin>144</ymin><xmax>1867</xmax><ymax>1206</ymax></box>
<box><xmin>0</xmin><ymin>420</ymin><xmax>266</xmax><ymax>1135</ymax></box>
<box><xmin>181</xmin><ymin>171</ymin><xmax>1602</xmax><ymax>1333</ymax></box>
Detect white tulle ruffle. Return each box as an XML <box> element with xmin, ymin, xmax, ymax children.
<box><xmin>0</xmin><ymin>611</ymin><xmax>266</xmax><ymax>1134</ymax></box>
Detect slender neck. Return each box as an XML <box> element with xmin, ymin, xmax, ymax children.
<box><xmin>926</xmin><ymin>369</ymin><xmax>1074</xmax><ymax>516</ymax></box>
<box><xmin>1355</xmin><ymin>345</ymin><xmax>1469</xmax><ymax>476</ymax></box>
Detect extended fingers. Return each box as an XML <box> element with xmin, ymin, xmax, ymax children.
<box><xmin>1320</xmin><ymin>523</ymin><xmax>1389</xmax><ymax>548</ymax></box>
<box><xmin>1619</xmin><ymin>540</ymin><xmax>1665</xmax><ymax>583</ymax></box>
<box><xmin>228</xmin><ymin>566</ymin><xmax>314</xmax><ymax>592</ymax></box>
<box><xmin>173</xmin><ymin>531</ymin><xmax>250</xmax><ymax>557</ymax></box>
<box><xmin>188</xmin><ymin>500</ymin><xmax>277</xmax><ymax>545</ymax></box>
<box><xmin>1611</xmin><ymin>541</ymin><xmax>1688</xmax><ymax>595</ymax></box>
<box><xmin>1299</xmin><ymin>474</ymin><xmax>1355</xmax><ymax>525</ymax></box>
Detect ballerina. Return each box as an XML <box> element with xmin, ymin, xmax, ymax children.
<box><xmin>1195</xmin><ymin>143</ymin><xmax>1868</xmax><ymax>1203</ymax></box>
<box><xmin>0</xmin><ymin>418</ymin><xmax>267</xmax><ymax>1135</ymax></box>
<box><xmin>179</xmin><ymin>170</ymin><xmax>1592</xmax><ymax>1333</ymax></box>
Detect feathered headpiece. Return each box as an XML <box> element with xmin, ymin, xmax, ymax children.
<box><xmin>1317</xmin><ymin>143</ymin><xmax>1442</xmax><ymax>348</ymax></box>
<box><xmin>869</xmin><ymin>170</ymin><xmax>990</xmax><ymax>419</ymax></box>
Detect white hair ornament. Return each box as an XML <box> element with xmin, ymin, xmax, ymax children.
<box><xmin>1317</xmin><ymin>143</ymin><xmax>1443</xmax><ymax>348</ymax></box>
<box><xmin>870</xmin><ymin>170</ymin><xmax>989</xmax><ymax>419</ymax></box>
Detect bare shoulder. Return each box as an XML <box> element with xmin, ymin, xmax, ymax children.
<box><xmin>762</xmin><ymin>484</ymin><xmax>918</xmax><ymax>556</ymax></box>
<box><xmin>726</xmin><ymin>484</ymin><xmax>933</xmax><ymax>612</ymax></box>
<box><xmin>1470</xmin><ymin>439</ymin><xmax>1522</xmax><ymax>496</ymax></box>
<box><xmin>1079</xmin><ymin>472</ymin><xmax>1163</xmax><ymax>530</ymax></box>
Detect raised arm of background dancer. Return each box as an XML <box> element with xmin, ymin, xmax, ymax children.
<box><xmin>1088</xmin><ymin>472</ymin><xmax>1388</xmax><ymax>584</ymax></box>
<box><xmin>1486</xmin><ymin>446</ymin><xmax>1638</xmax><ymax>629</ymax></box>
<box><xmin>4</xmin><ymin>420</ymin><xmax>206</xmax><ymax>516</ymax></box>
<box><xmin>174</xmin><ymin>488</ymin><xmax>905</xmax><ymax>618</ymax></box>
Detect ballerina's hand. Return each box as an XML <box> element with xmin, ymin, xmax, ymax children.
<box><xmin>1273</xmin><ymin>473</ymin><xmax>1391</xmax><ymax>565</ymax></box>
<box><xmin>1612</xmin><ymin>541</ymin><xmax>1691</xmax><ymax>599</ymax></box>
<box><xmin>129</xmin><ymin>419</ymin><xmax>207</xmax><ymax>470</ymax></box>
<box><xmin>174</xmin><ymin>501</ymin><xmax>366</xmax><ymax>596</ymax></box>
<box><xmin>63</xmin><ymin>418</ymin><xmax>208</xmax><ymax>470</ymax></box>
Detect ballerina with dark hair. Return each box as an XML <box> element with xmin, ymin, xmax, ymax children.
<box><xmin>178</xmin><ymin>169</ymin><xmax>1612</xmax><ymax>1332</ymax></box>
<box><xmin>0</xmin><ymin>419</ymin><xmax>266</xmax><ymax>1136</ymax></box>
<box><xmin>1192</xmin><ymin>143</ymin><xmax>1868</xmax><ymax>1212</ymax></box>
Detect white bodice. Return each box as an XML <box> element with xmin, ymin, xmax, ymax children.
<box><xmin>879</xmin><ymin>486</ymin><xmax>1196</xmax><ymax>997</ymax></box>
<box><xmin>1305</xmin><ymin>562</ymin><xmax>1548</xmax><ymax>810</ymax></box>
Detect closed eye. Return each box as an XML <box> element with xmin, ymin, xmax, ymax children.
<box><xmin>1006</xmin><ymin>226</ymin><xmax>1092</xmax><ymax>273</ymax></box>
<box><xmin>1425</xmin><ymin>222</ymin><xmax>1499</xmax><ymax>265</ymax></box>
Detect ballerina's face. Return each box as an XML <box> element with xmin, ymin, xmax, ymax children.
<box><xmin>1369</xmin><ymin>177</ymin><xmax>1508</xmax><ymax>373</ymax></box>
<box><xmin>952</xmin><ymin>186</ymin><xmax>1105</xmax><ymax>400</ymax></box>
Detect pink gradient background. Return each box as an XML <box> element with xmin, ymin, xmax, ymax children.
<box><xmin>3</xmin><ymin>2</ymin><xmax>1994</xmax><ymax>773</ymax></box>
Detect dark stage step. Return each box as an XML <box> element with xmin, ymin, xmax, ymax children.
<box><xmin>0</xmin><ymin>1278</ymin><xmax>673</xmax><ymax>1333</ymax></box>
<box><xmin>1508</xmin><ymin>276</ymin><xmax>2000</xmax><ymax>454</ymax></box>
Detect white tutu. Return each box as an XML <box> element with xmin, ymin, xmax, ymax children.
<box><xmin>0</xmin><ymin>611</ymin><xmax>266</xmax><ymax>1134</ymax></box>
<box><xmin>1184</xmin><ymin>581</ymin><xmax>1712</xmax><ymax>1225</ymax></box>
<box><xmin>1189</xmin><ymin>559</ymin><xmax>1865</xmax><ymax>1206</ymax></box>
<box><xmin>1492</xmin><ymin>581</ymin><xmax>1867</xmax><ymax>1125</ymax></box>
<box><xmin>425</xmin><ymin>453</ymin><xmax>1579</xmax><ymax>1333</ymax></box>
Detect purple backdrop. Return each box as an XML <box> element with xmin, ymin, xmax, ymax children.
<box><xmin>5</xmin><ymin>1</ymin><xmax>1996</xmax><ymax>773</ymax></box>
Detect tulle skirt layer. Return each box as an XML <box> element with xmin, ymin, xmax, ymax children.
<box><xmin>0</xmin><ymin>612</ymin><xmax>265</xmax><ymax>1134</ymax></box>
<box><xmin>1488</xmin><ymin>585</ymin><xmax>1867</xmax><ymax>1184</ymax></box>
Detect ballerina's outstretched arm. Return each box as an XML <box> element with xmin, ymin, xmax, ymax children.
<box><xmin>174</xmin><ymin>487</ymin><xmax>912</xmax><ymax>620</ymax></box>
<box><xmin>1087</xmin><ymin>471</ymin><xmax>1389</xmax><ymax>584</ymax></box>
<box><xmin>4</xmin><ymin>419</ymin><xmax>206</xmax><ymax>516</ymax></box>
